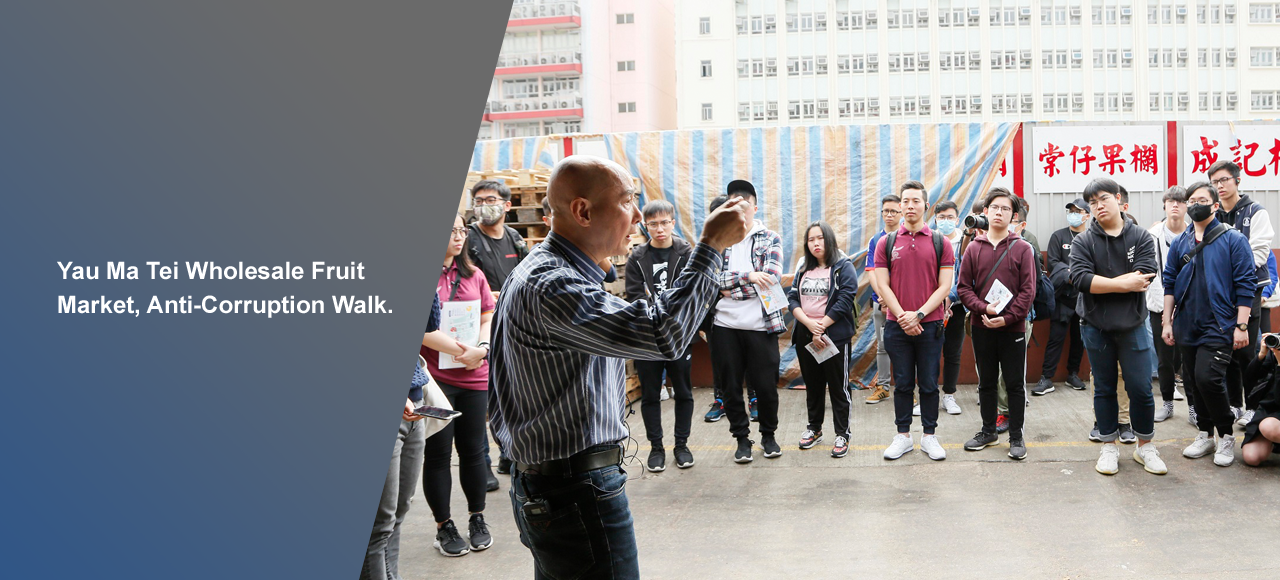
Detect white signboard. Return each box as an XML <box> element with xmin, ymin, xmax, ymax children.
<box><xmin>1182</xmin><ymin>124</ymin><xmax>1280</xmax><ymax>189</ymax></box>
<box><xmin>1031</xmin><ymin>125</ymin><xmax>1166</xmax><ymax>193</ymax></box>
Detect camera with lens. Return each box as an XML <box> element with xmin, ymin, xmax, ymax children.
<box><xmin>1264</xmin><ymin>333</ymin><xmax>1280</xmax><ymax>349</ymax></box>
<box><xmin>964</xmin><ymin>214</ymin><xmax>989</xmax><ymax>230</ymax></box>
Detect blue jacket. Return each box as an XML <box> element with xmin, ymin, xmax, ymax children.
<box><xmin>1163</xmin><ymin>219</ymin><xmax>1256</xmax><ymax>347</ymax></box>
<box><xmin>787</xmin><ymin>256</ymin><xmax>859</xmax><ymax>344</ymax></box>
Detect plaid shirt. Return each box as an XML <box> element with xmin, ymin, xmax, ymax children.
<box><xmin>718</xmin><ymin>225</ymin><xmax>786</xmax><ymax>334</ymax></box>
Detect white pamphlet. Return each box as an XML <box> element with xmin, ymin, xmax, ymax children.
<box><xmin>804</xmin><ymin>334</ymin><xmax>840</xmax><ymax>364</ymax></box>
<box><xmin>439</xmin><ymin>299</ymin><xmax>481</xmax><ymax>370</ymax></box>
<box><xmin>758</xmin><ymin>282</ymin><xmax>789</xmax><ymax>315</ymax></box>
<box><xmin>984</xmin><ymin>278</ymin><xmax>1013</xmax><ymax>314</ymax></box>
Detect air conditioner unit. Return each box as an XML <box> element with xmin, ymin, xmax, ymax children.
<box><xmin>970</xmin><ymin>8</ymin><xmax>980</xmax><ymax>17</ymax></box>
<box><xmin>817</xmin><ymin>56</ymin><xmax>827</xmax><ymax>65</ymax></box>
<box><xmin>868</xmin><ymin>54</ymin><xmax>878</xmax><ymax>63</ymax></box>
<box><xmin>1072</xmin><ymin>51</ymin><xmax>1083</xmax><ymax>60</ymax></box>
<box><xmin>1123</xmin><ymin>94</ymin><xmax>1134</xmax><ymax>104</ymax></box>
<box><xmin>1020</xmin><ymin>50</ymin><xmax>1031</xmax><ymax>60</ymax></box>
<box><xmin>559</xmin><ymin>100</ymin><xmax>569</xmax><ymax>108</ymax></box>
<box><xmin>767</xmin><ymin>102</ymin><xmax>778</xmax><ymax>110</ymax></box>
<box><xmin>1123</xmin><ymin>51</ymin><xmax>1133</xmax><ymax>60</ymax></box>
<box><xmin>918</xmin><ymin>9</ymin><xmax>929</xmax><ymax>19</ymax></box>
<box><xmin>1179</xmin><ymin>94</ymin><xmax>1190</xmax><ymax>103</ymax></box>
<box><xmin>971</xmin><ymin>96</ymin><xmax>982</xmax><ymax>105</ymax></box>
<box><xmin>765</xmin><ymin>15</ymin><xmax>776</xmax><ymax>25</ymax></box>
<box><xmin>540</xmin><ymin>56</ymin><xmax>549</xmax><ymax>64</ymax></box>
<box><xmin>1226</xmin><ymin>6</ymin><xmax>1237</xmax><ymax>16</ymax></box>
<box><xmin>1073</xmin><ymin>95</ymin><xmax>1084</xmax><ymax>104</ymax></box>
<box><xmin>558</xmin><ymin>55</ymin><xmax>568</xmax><ymax>63</ymax></box>
<box><xmin>1178</xmin><ymin>50</ymin><xmax>1188</xmax><ymax>59</ymax></box>
<box><xmin>1177</xmin><ymin>7</ymin><xmax>1188</xmax><ymax>16</ymax></box>
<box><xmin>1227</xmin><ymin>50</ymin><xmax>1237</xmax><ymax>59</ymax></box>
<box><xmin>1228</xmin><ymin>93</ymin><xmax>1238</xmax><ymax>102</ymax></box>
<box><xmin>970</xmin><ymin>51</ymin><xmax>981</xmax><ymax>60</ymax></box>
<box><xmin>1070</xmin><ymin>7</ymin><xmax>1082</xmax><ymax>17</ymax></box>
<box><xmin>920</xmin><ymin>52</ymin><xmax>930</xmax><ymax>62</ymax></box>
<box><xmin>541</xmin><ymin>101</ymin><xmax>550</xmax><ymax>109</ymax></box>
<box><xmin>1020</xmin><ymin>7</ymin><xmax>1031</xmax><ymax>16</ymax></box>
<box><xmin>1121</xmin><ymin>8</ymin><xmax>1132</xmax><ymax>17</ymax></box>
<box><xmin>1022</xmin><ymin>95</ymin><xmax>1033</xmax><ymax>104</ymax></box>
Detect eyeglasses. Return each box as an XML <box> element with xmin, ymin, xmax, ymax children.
<box><xmin>1087</xmin><ymin>193</ymin><xmax>1115</xmax><ymax>207</ymax></box>
<box><xmin>882</xmin><ymin>209</ymin><xmax>901</xmax><ymax>216</ymax></box>
<box><xmin>987</xmin><ymin>204</ymin><xmax>1013</xmax><ymax>214</ymax></box>
<box><xmin>1211</xmin><ymin>176</ymin><xmax>1235</xmax><ymax>186</ymax></box>
<box><xmin>450</xmin><ymin>228</ymin><xmax>468</xmax><ymax>238</ymax></box>
<box><xmin>644</xmin><ymin>219</ymin><xmax>674</xmax><ymax>229</ymax></box>
<box><xmin>473</xmin><ymin>196</ymin><xmax>504</xmax><ymax>206</ymax></box>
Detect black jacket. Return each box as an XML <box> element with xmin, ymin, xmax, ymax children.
<box><xmin>467</xmin><ymin>222</ymin><xmax>529</xmax><ymax>293</ymax></box>
<box><xmin>1070</xmin><ymin>215</ymin><xmax>1159</xmax><ymax>332</ymax></box>
<box><xmin>786</xmin><ymin>256</ymin><xmax>859</xmax><ymax>344</ymax></box>
<box><xmin>1244</xmin><ymin>352</ymin><xmax>1280</xmax><ymax>414</ymax></box>
<box><xmin>1046</xmin><ymin>226</ymin><xmax>1083</xmax><ymax>321</ymax></box>
<box><xmin>624</xmin><ymin>237</ymin><xmax>694</xmax><ymax>302</ymax></box>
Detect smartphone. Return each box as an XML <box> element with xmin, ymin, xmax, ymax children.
<box><xmin>412</xmin><ymin>405</ymin><xmax>462</xmax><ymax>421</ymax></box>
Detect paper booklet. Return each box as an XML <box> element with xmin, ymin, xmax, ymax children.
<box><xmin>439</xmin><ymin>299</ymin><xmax>481</xmax><ymax>369</ymax></box>
<box><xmin>758</xmin><ymin>281</ymin><xmax>789</xmax><ymax>315</ymax></box>
<box><xmin>805</xmin><ymin>334</ymin><xmax>840</xmax><ymax>364</ymax></box>
<box><xmin>984</xmin><ymin>278</ymin><xmax>1013</xmax><ymax>314</ymax></box>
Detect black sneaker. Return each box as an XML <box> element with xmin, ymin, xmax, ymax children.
<box><xmin>485</xmin><ymin>467</ymin><xmax>499</xmax><ymax>492</ymax></box>
<box><xmin>1008</xmin><ymin>438</ymin><xmax>1027</xmax><ymax>460</ymax></box>
<box><xmin>434</xmin><ymin>520</ymin><xmax>470</xmax><ymax>557</ymax></box>
<box><xmin>467</xmin><ymin>513</ymin><xmax>492</xmax><ymax>551</ymax></box>
<box><xmin>1066</xmin><ymin>373</ymin><xmax>1087</xmax><ymax>390</ymax></box>
<box><xmin>749</xmin><ymin>397</ymin><xmax>759</xmax><ymax>422</ymax></box>
<box><xmin>964</xmin><ymin>431</ymin><xmax>999</xmax><ymax>451</ymax></box>
<box><xmin>495</xmin><ymin>457</ymin><xmax>513</xmax><ymax>475</ymax></box>
<box><xmin>1118</xmin><ymin>423</ymin><xmax>1137</xmax><ymax>444</ymax></box>
<box><xmin>734</xmin><ymin>437</ymin><xmax>754</xmax><ymax>463</ymax></box>
<box><xmin>646</xmin><ymin>445</ymin><xmax>666</xmax><ymax>472</ymax></box>
<box><xmin>1031</xmin><ymin>376</ymin><xmax>1055</xmax><ymax>396</ymax></box>
<box><xmin>761</xmin><ymin>435</ymin><xmax>782</xmax><ymax>458</ymax></box>
<box><xmin>673</xmin><ymin>445</ymin><xmax>695</xmax><ymax>469</ymax></box>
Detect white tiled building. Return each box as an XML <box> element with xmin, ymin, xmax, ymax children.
<box><xmin>676</xmin><ymin>0</ymin><xmax>1280</xmax><ymax>128</ymax></box>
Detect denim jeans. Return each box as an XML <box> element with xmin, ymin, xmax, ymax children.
<box><xmin>1080</xmin><ymin>323</ymin><xmax>1155</xmax><ymax>441</ymax></box>
<box><xmin>361</xmin><ymin>416</ymin><xmax>425</xmax><ymax>580</ymax></box>
<box><xmin>873</xmin><ymin>305</ymin><xmax>892</xmax><ymax>387</ymax></box>
<box><xmin>883</xmin><ymin>320</ymin><xmax>945</xmax><ymax>434</ymax></box>
<box><xmin>510</xmin><ymin>456</ymin><xmax>638</xmax><ymax>580</ymax></box>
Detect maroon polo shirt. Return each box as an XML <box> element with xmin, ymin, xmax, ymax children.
<box><xmin>873</xmin><ymin>224</ymin><xmax>954</xmax><ymax>323</ymax></box>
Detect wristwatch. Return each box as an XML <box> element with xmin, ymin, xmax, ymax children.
<box><xmin>916</xmin><ymin>310</ymin><xmax>926</xmax><ymax>320</ymax></box>
<box><xmin>1235</xmin><ymin>323</ymin><xmax>1249</xmax><ymax>331</ymax></box>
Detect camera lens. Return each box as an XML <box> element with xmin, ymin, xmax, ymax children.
<box><xmin>1264</xmin><ymin>334</ymin><xmax>1279</xmax><ymax>349</ymax></box>
<box><xmin>964</xmin><ymin>215</ymin><xmax>989</xmax><ymax>230</ymax></box>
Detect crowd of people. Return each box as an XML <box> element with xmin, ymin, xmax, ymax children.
<box><xmin>360</xmin><ymin>156</ymin><xmax>1280</xmax><ymax>580</ymax></box>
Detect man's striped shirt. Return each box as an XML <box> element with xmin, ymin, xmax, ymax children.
<box><xmin>488</xmin><ymin>231</ymin><xmax>723</xmax><ymax>464</ymax></box>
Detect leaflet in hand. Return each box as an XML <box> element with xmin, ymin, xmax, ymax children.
<box><xmin>758</xmin><ymin>282</ymin><xmax>789</xmax><ymax>315</ymax></box>
<box><xmin>439</xmin><ymin>299</ymin><xmax>481</xmax><ymax>369</ymax></box>
<box><xmin>805</xmin><ymin>334</ymin><xmax>840</xmax><ymax>364</ymax></box>
<box><xmin>984</xmin><ymin>278</ymin><xmax>1013</xmax><ymax>314</ymax></box>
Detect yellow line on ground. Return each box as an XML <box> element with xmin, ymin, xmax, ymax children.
<box><xmin>639</xmin><ymin>438</ymin><xmax>1197</xmax><ymax>453</ymax></box>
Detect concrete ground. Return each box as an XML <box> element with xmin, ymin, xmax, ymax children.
<box><xmin>400</xmin><ymin>383</ymin><xmax>1280</xmax><ymax>579</ymax></box>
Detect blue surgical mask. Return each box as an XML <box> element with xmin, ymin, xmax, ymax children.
<box><xmin>1066</xmin><ymin>212</ymin><xmax>1085</xmax><ymax>228</ymax></box>
<box><xmin>935</xmin><ymin>219</ymin><xmax>957</xmax><ymax>236</ymax></box>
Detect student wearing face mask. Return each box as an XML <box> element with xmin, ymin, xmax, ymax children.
<box><xmin>1161</xmin><ymin>181</ymin><xmax>1255</xmax><ymax>468</ymax></box>
<box><xmin>1033</xmin><ymin>199</ymin><xmax>1092</xmax><ymax>396</ymax></box>
<box><xmin>927</xmin><ymin>201</ymin><xmax>965</xmax><ymax>416</ymax></box>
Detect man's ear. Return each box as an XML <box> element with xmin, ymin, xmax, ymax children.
<box><xmin>568</xmin><ymin>197</ymin><xmax>591</xmax><ymax>227</ymax></box>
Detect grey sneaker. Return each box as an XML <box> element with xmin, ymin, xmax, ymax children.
<box><xmin>1008</xmin><ymin>438</ymin><xmax>1027</xmax><ymax>460</ymax></box>
<box><xmin>1117</xmin><ymin>424</ymin><xmax>1137</xmax><ymax>444</ymax></box>
<box><xmin>467</xmin><ymin>513</ymin><xmax>492</xmax><ymax>551</ymax></box>
<box><xmin>1154</xmin><ymin>401</ymin><xmax>1174</xmax><ymax>422</ymax></box>
<box><xmin>434</xmin><ymin>520</ymin><xmax>471</xmax><ymax>557</ymax></box>
<box><xmin>1183</xmin><ymin>432</ymin><xmax>1215</xmax><ymax>458</ymax></box>
<box><xmin>1236</xmin><ymin>409</ymin><xmax>1255</xmax><ymax>427</ymax></box>
<box><xmin>1214</xmin><ymin>435</ymin><xmax>1236</xmax><ymax>467</ymax></box>
<box><xmin>964</xmin><ymin>430</ymin><xmax>999</xmax><ymax>451</ymax></box>
<box><xmin>1088</xmin><ymin>422</ymin><xmax>1103</xmax><ymax>442</ymax></box>
<box><xmin>1031</xmin><ymin>376</ymin><xmax>1056</xmax><ymax>396</ymax></box>
<box><xmin>1066</xmin><ymin>373</ymin><xmax>1088</xmax><ymax>390</ymax></box>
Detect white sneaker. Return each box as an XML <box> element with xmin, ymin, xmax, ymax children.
<box><xmin>1133</xmin><ymin>443</ymin><xmax>1168</xmax><ymax>475</ymax></box>
<box><xmin>1236</xmin><ymin>409</ymin><xmax>1255</xmax><ymax>427</ymax></box>
<box><xmin>1173</xmin><ymin>387</ymin><xmax>1185</xmax><ymax>401</ymax></box>
<box><xmin>1154</xmin><ymin>401</ymin><xmax>1174</xmax><ymax>422</ymax></box>
<box><xmin>883</xmin><ymin>434</ymin><xmax>914</xmax><ymax>460</ymax></box>
<box><xmin>912</xmin><ymin>403</ymin><xmax>921</xmax><ymax>417</ymax></box>
<box><xmin>660</xmin><ymin>386</ymin><xmax>671</xmax><ymax>401</ymax></box>
<box><xmin>1183</xmin><ymin>432</ymin><xmax>1215</xmax><ymax>458</ymax></box>
<box><xmin>1096</xmin><ymin>444</ymin><xmax>1120</xmax><ymax>475</ymax></box>
<box><xmin>1214</xmin><ymin>434</ymin><xmax>1236</xmax><ymax>467</ymax></box>
<box><xmin>942</xmin><ymin>394</ymin><xmax>962</xmax><ymax>415</ymax></box>
<box><xmin>920</xmin><ymin>434</ymin><xmax>947</xmax><ymax>461</ymax></box>
<box><xmin>1230</xmin><ymin>406</ymin><xmax>1244</xmax><ymax>422</ymax></box>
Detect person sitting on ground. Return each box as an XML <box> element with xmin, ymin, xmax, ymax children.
<box><xmin>1241</xmin><ymin>338</ymin><xmax>1280</xmax><ymax>466</ymax></box>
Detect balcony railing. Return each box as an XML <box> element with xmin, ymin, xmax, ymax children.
<box><xmin>495</xmin><ymin>50</ymin><xmax>582</xmax><ymax>69</ymax></box>
<box><xmin>510</xmin><ymin>0</ymin><xmax>580</xmax><ymax>20</ymax></box>
<box><xmin>485</xmin><ymin>95</ymin><xmax>583</xmax><ymax>114</ymax></box>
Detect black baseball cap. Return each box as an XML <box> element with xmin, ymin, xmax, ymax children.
<box><xmin>726</xmin><ymin>180</ymin><xmax>757</xmax><ymax>200</ymax></box>
<box><xmin>1065</xmin><ymin>198</ymin><xmax>1090</xmax><ymax>214</ymax></box>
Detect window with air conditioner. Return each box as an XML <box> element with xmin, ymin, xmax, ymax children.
<box><xmin>737</xmin><ymin>59</ymin><xmax>748</xmax><ymax>78</ymax></box>
<box><xmin>766</xmin><ymin>101</ymin><xmax>778</xmax><ymax>120</ymax></box>
<box><xmin>765</xmin><ymin>15</ymin><xmax>777</xmax><ymax>33</ymax></box>
<box><xmin>738</xmin><ymin>102</ymin><xmax>750</xmax><ymax>122</ymax></box>
<box><xmin>736</xmin><ymin>16</ymin><xmax>747</xmax><ymax>34</ymax></box>
<box><xmin>838</xmin><ymin>98</ymin><xmax>852</xmax><ymax>117</ymax></box>
<box><xmin>766</xmin><ymin>58</ymin><xmax>777</xmax><ymax>76</ymax></box>
<box><xmin>816</xmin><ymin>12</ymin><xmax>827</xmax><ymax>31</ymax></box>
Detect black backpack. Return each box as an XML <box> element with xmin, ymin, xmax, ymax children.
<box><xmin>1028</xmin><ymin>242</ymin><xmax>1056</xmax><ymax>321</ymax></box>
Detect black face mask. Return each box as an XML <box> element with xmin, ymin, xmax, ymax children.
<box><xmin>1187</xmin><ymin>203</ymin><xmax>1214</xmax><ymax>223</ymax></box>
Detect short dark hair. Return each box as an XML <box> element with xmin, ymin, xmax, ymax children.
<box><xmin>899</xmin><ymin>180</ymin><xmax>927</xmax><ymax>200</ymax></box>
<box><xmin>983</xmin><ymin>187</ymin><xmax>1020</xmax><ymax>215</ymax></box>
<box><xmin>642</xmin><ymin>199</ymin><xmax>675</xmax><ymax>221</ymax></box>
<box><xmin>802</xmin><ymin>221</ymin><xmax>840</xmax><ymax>271</ymax></box>
<box><xmin>1185</xmin><ymin>181</ymin><xmax>1219</xmax><ymax>204</ymax></box>
<box><xmin>1162</xmin><ymin>185</ymin><xmax>1187</xmax><ymax>205</ymax></box>
<box><xmin>708</xmin><ymin>194</ymin><xmax>730</xmax><ymax>213</ymax></box>
<box><xmin>880</xmin><ymin>194</ymin><xmax>901</xmax><ymax>206</ymax></box>
<box><xmin>1208</xmin><ymin>160</ymin><xmax>1241</xmax><ymax>181</ymax></box>
<box><xmin>933</xmin><ymin>200</ymin><xmax>959</xmax><ymax>216</ymax></box>
<box><xmin>541</xmin><ymin>195</ymin><xmax>552</xmax><ymax>215</ymax></box>
<box><xmin>1116</xmin><ymin>184</ymin><xmax>1131</xmax><ymax>204</ymax></box>
<box><xmin>1081</xmin><ymin>177</ymin><xmax>1122</xmax><ymax>204</ymax></box>
<box><xmin>471</xmin><ymin>179</ymin><xmax>511</xmax><ymax>202</ymax></box>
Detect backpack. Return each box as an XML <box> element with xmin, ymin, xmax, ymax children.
<box><xmin>883</xmin><ymin>230</ymin><xmax>944</xmax><ymax>273</ymax></box>
<box><xmin>1028</xmin><ymin>243</ymin><xmax>1056</xmax><ymax>321</ymax></box>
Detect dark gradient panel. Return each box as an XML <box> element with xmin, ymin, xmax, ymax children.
<box><xmin>1</xmin><ymin>2</ymin><xmax>509</xmax><ymax>578</ymax></box>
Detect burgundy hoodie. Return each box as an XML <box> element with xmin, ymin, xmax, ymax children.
<box><xmin>956</xmin><ymin>232</ymin><xmax>1037</xmax><ymax>333</ymax></box>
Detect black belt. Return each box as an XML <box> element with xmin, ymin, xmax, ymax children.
<box><xmin>516</xmin><ymin>444</ymin><xmax>622</xmax><ymax>477</ymax></box>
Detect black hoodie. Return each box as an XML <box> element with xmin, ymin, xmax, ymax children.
<box><xmin>1069</xmin><ymin>215</ymin><xmax>1158</xmax><ymax>332</ymax></box>
<box><xmin>624</xmin><ymin>236</ymin><xmax>694</xmax><ymax>302</ymax></box>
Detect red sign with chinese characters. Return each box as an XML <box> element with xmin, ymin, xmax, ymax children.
<box><xmin>1031</xmin><ymin>125</ymin><xmax>1166</xmax><ymax>193</ymax></box>
<box><xmin>1183</xmin><ymin>125</ymin><xmax>1280</xmax><ymax>189</ymax></box>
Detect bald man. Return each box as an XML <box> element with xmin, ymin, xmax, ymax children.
<box><xmin>487</xmin><ymin>156</ymin><xmax>749</xmax><ymax>578</ymax></box>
